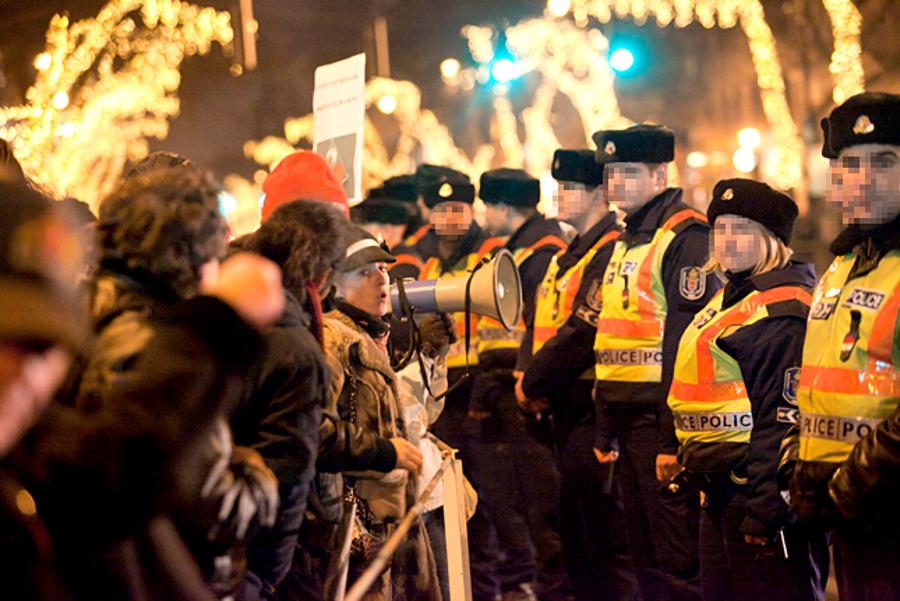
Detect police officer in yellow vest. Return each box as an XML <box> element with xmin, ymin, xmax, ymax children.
<box><xmin>667</xmin><ymin>179</ymin><xmax>827</xmax><ymax>601</ymax></box>
<box><xmin>784</xmin><ymin>92</ymin><xmax>900</xmax><ymax>601</ymax></box>
<box><xmin>468</xmin><ymin>168</ymin><xmax>573</xmax><ymax>601</ymax></box>
<box><xmin>411</xmin><ymin>165</ymin><xmax>507</xmax><ymax>601</ymax></box>
<box><xmin>402</xmin><ymin>164</ymin><xmax>467</xmax><ymax>255</ymax></box>
<box><xmin>515</xmin><ymin>150</ymin><xmax>638</xmax><ymax>601</ymax></box>
<box><xmin>591</xmin><ymin>125</ymin><xmax>719</xmax><ymax>601</ymax></box>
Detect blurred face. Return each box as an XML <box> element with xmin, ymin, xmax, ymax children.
<box><xmin>604</xmin><ymin>162</ymin><xmax>666</xmax><ymax>214</ymax></box>
<box><xmin>556</xmin><ymin>181</ymin><xmax>599</xmax><ymax>222</ymax></box>
<box><xmin>335</xmin><ymin>261</ymin><xmax>391</xmax><ymax>316</ymax></box>
<box><xmin>483</xmin><ymin>203</ymin><xmax>511</xmax><ymax>236</ymax></box>
<box><xmin>712</xmin><ymin>214</ymin><xmax>766</xmax><ymax>273</ymax></box>
<box><xmin>430</xmin><ymin>202</ymin><xmax>473</xmax><ymax>240</ymax></box>
<box><xmin>0</xmin><ymin>344</ymin><xmax>71</xmax><ymax>457</ymax></box>
<box><xmin>828</xmin><ymin>144</ymin><xmax>900</xmax><ymax>226</ymax></box>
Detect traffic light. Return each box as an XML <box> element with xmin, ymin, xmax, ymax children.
<box><xmin>490</xmin><ymin>58</ymin><xmax>519</xmax><ymax>83</ymax></box>
<box><xmin>487</xmin><ymin>33</ymin><xmax>522</xmax><ymax>86</ymax></box>
<box><xmin>609</xmin><ymin>48</ymin><xmax>635</xmax><ymax>73</ymax></box>
<box><xmin>607</xmin><ymin>33</ymin><xmax>646</xmax><ymax>78</ymax></box>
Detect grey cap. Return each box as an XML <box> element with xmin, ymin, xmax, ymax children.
<box><xmin>337</xmin><ymin>226</ymin><xmax>396</xmax><ymax>272</ymax></box>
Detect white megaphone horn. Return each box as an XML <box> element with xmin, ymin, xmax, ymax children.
<box><xmin>390</xmin><ymin>249</ymin><xmax>523</xmax><ymax>330</ymax></box>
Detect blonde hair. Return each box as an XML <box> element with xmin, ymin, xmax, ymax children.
<box><xmin>704</xmin><ymin>222</ymin><xmax>793</xmax><ymax>276</ymax></box>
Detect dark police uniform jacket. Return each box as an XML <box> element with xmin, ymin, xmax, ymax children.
<box><xmin>674</xmin><ymin>262</ymin><xmax>815</xmax><ymax>536</ymax></box>
<box><xmin>519</xmin><ymin>211</ymin><xmax>622</xmax><ymax>427</ymax></box>
<box><xmin>470</xmin><ymin>214</ymin><xmax>565</xmax><ymax>440</ymax></box>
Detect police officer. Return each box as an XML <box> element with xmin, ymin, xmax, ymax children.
<box><xmin>591</xmin><ymin>124</ymin><xmax>719</xmax><ymax>601</ymax></box>
<box><xmin>351</xmin><ymin>190</ymin><xmax>423</xmax><ymax>280</ymax></box>
<box><xmin>786</xmin><ymin>92</ymin><xmax>900</xmax><ymax>601</ymax></box>
<box><xmin>667</xmin><ymin>179</ymin><xmax>827</xmax><ymax>601</ymax></box>
<box><xmin>516</xmin><ymin>150</ymin><xmax>638</xmax><ymax>601</ymax></box>
<box><xmin>468</xmin><ymin>168</ymin><xmax>571</xmax><ymax>601</ymax></box>
<box><xmin>413</xmin><ymin>164</ymin><xmax>506</xmax><ymax>601</ymax></box>
<box><xmin>403</xmin><ymin>164</ymin><xmax>468</xmax><ymax>254</ymax></box>
<box><xmin>382</xmin><ymin>173</ymin><xmax>426</xmax><ymax>239</ymax></box>
<box><xmin>381</xmin><ymin>174</ymin><xmax>428</xmax><ymax>279</ymax></box>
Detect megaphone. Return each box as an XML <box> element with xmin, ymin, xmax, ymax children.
<box><xmin>390</xmin><ymin>249</ymin><xmax>523</xmax><ymax>330</ymax></box>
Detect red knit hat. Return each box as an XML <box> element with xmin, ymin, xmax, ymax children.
<box><xmin>261</xmin><ymin>151</ymin><xmax>350</xmax><ymax>222</ymax></box>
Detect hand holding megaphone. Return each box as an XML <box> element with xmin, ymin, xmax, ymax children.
<box><xmin>417</xmin><ymin>313</ymin><xmax>457</xmax><ymax>358</ymax></box>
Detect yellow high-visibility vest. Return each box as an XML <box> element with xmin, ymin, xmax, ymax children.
<box><xmin>531</xmin><ymin>229</ymin><xmax>620</xmax><ymax>379</ymax></box>
<box><xmin>594</xmin><ymin>209</ymin><xmax>705</xmax><ymax>384</ymax></box>
<box><xmin>668</xmin><ymin>286</ymin><xmax>811</xmax><ymax>449</ymax></box>
<box><xmin>420</xmin><ymin>237</ymin><xmax>506</xmax><ymax>369</ymax></box>
<box><xmin>477</xmin><ymin>234</ymin><xmax>567</xmax><ymax>355</ymax></box>
<box><xmin>798</xmin><ymin>250</ymin><xmax>900</xmax><ymax>465</ymax></box>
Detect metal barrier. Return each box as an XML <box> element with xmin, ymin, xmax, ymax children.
<box><xmin>340</xmin><ymin>448</ymin><xmax>472</xmax><ymax>601</ymax></box>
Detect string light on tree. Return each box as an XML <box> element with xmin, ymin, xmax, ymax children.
<box><xmin>547</xmin><ymin>0</ymin><xmax>865</xmax><ymax>191</ymax></box>
<box><xmin>738</xmin><ymin>127</ymin><xmax>761</xmax><ymax>149</ymax></box>
<box><xmin>0</xmin><ymin>0</ymin><xmax>234</xmax><ymax>209</ymax></box>
<box><xmin>733</xmin><ymin>147</ymin><xmax>757</xmax><ymax>173</ymax></box>
<box><xmin>376</xmin><ymin>95</ymin><xmax>397</xmax><ymax>114</ymax></box>
<box><xmin>440</xmin><ymin>58</ymin><xmax>461</xmax><ymax>80</ymax></box>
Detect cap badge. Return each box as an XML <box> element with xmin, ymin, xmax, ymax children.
<box><xmin>853</xmin><ymin>115</ymin><xmax>875</xmax><ymax>135</ymax></box>
<box><xmin>438</xmin><ymin>182</ymin><xmax>453</xmax><ymax>198</ymax></box>
<box><xmin>604</xmin><ymin>140</ymin><xmax>616</xmax><ymax>156</ymax></box>
<box><xmin>722</xmin><ymin>188</ymin><xmax>734</xmax><ymax>201</ymax></box>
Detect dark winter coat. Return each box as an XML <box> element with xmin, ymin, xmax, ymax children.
<box><xmin>229</xmin><ymin>289</ymin><xmax>328</xmax><ymax>600</ymax></box>
<box><xmin>6</xmin><ymin>282</ymin><xmax>265</xmax><ymax>601</ymax></box>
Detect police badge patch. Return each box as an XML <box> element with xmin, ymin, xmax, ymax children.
<box><xmin>585</xmin><ymin>279</ymin><xmax>604</xmax><ymax>312</ymax></box>
<box><xmin>679</xmin><ymin>266</ymin><xmax>706</xmax><ymax>301</ymax></box>
<box><xmin>782</xmin><ymin>367</ymin><xmax>800</xmax><ymax>405</ymax></box>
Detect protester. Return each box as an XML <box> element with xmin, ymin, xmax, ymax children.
<box><xmin>319</xmin><ymin>227</ymin><xmax>437</xmax><ymax>601</ymax></box>
<box><xmin>74</xmin><ymin>164</ymin><xmax>280</xmax><ymax>599</ymax></box>
<box><xmin>0</xmin><ymin>174</ymin><xmax>285</xmax><ymax>600</ymax></box>
<box><xmin>233</xmin><ymin>199</ymin><xmax>348</xmax><ymax>600</ymax></box>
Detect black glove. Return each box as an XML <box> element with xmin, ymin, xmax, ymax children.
<box><xmin>789</xmin><ymin>468</ymin><xmax>838</xmax><ymax>530</ymax></box>
<box><xmin>417</xmin><ymin>312</ymin><xmax>456</xmax><ymax>358</ymax></box>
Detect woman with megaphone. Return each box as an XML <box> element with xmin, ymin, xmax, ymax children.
<box><xmin>320</xmin><ymin>227</ymin><xmax>442</xmax><ymax>601</ymax></box>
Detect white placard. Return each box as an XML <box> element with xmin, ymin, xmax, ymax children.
<box><xmin>313</xmin><ymin>53</ymin><xmax>366</xmax><ymax>203</ymax></box>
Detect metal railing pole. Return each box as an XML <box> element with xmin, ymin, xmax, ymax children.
<box><xmin>343</xmin><ymin>454</ymin><xmax>452</xmax><ymax>601</ymax></box>
<box><xmin>440</xmin><ymin>449</ymin><xmax>473</xmax><ymax>601</ymax></box>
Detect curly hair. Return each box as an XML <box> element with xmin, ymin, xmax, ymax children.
<box><xmin>247</xmin><ymin>200</ymin><xmax>348</xmax><ymax>298</ymax></box>
<box><xmin>97</xmin><ymin>166</ymin><xmax>227</xmax><ymax>298</ymax></box>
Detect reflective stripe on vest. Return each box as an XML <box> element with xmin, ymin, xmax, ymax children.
<box><xmin>532</xmin><ymin>230</ymin><xmax>620</xmax><ymax>379</ymax></box>
<box><xmin>476</xmin><ymin>235</ymin><xmax>567</xmax><ymax>355</ymax></box>
<box><xmin>798</xmin><ymin>251</ymin><xmax>900</xmax><ymax>464</ymax></box>
<box><xmin>668</xmin><ymin>285</ymin><xmax>812</xmax><ymax>447</ymax></box>
<box><xmin>392</xmin><ymin>252</ymin><xmax>424</xmax><ymax>273</ymax></box>
<box><xmin>594</xmin><ymin>209</ymin><xmax>705</xmax><ymax>384</ymax></box>
<box><xmin>420</xmin><ymin>237</ymin><xmax>506</xmax><ymax>368</ymax></box>
<box><xmin>403</xmin><ymin>224</ymin><xmax>432</xmax><ymax>247</ymax></box>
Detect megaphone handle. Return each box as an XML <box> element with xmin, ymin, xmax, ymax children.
<box><xmin>462</xmin><ymin>255</ymin><xmax>491</xmax><ymax>374</ymax></box>
<box><xmin>390</xmin><ymin>278</ymin><xmax>418</xmax><ymax>370</ymax></box>
<box><xmin>420</xmin><ymin>255</ymin><xmax>489</xmax><ymax>402</ymax></box>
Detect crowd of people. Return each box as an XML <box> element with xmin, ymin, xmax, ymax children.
<box><xmin>0</xmin><ymin>89</ymin><xmax>896</xmax><ymax>601</ymax></box>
